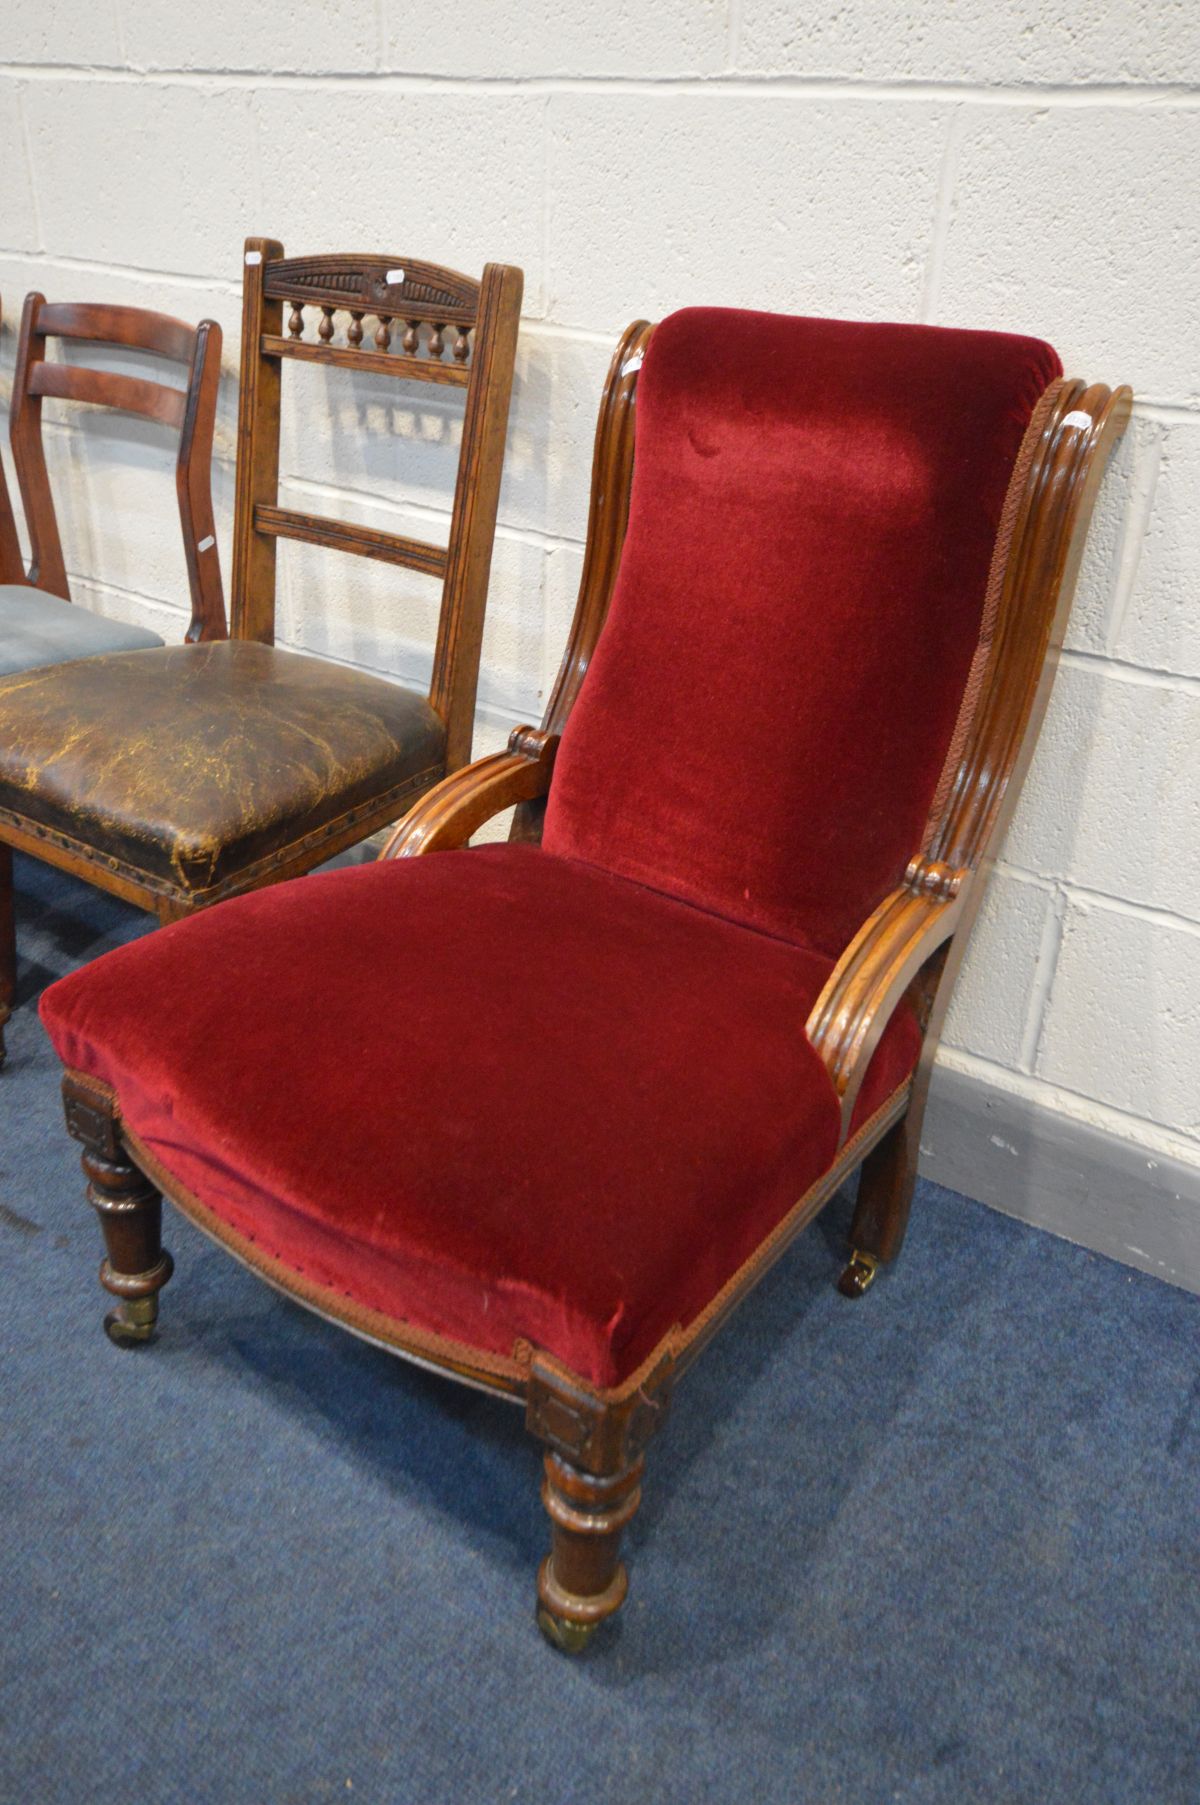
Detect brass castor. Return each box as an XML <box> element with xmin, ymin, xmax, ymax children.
<box><xmin>536</xmin><ymin>1606</ymin><xmax>600</xmax><ymax>1655</ymax></box>
<box><xmin>837</xmin><ymin>1248</ymin><xmax>880</xmax><ymax>1298</ymax></box>
<box><xmin>103</xmin><ymin>1296</ymin><xmax>159</xmax><ymax>1347</ymax></box>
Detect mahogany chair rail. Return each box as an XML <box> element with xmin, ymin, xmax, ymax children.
<box><xmin>45</xmin><ymin>311</ymin><xmax>1129</xmax><ymax>1655</ymax></box>
<box><xmin>0</xmin><ymin>243</ymin><xmax>522</xmax><ymax>1065</ymax></box>
<box><xmin>8</xmin><ymin>292</ymin><xmax>226</xmax><ymax>641</ymax></box>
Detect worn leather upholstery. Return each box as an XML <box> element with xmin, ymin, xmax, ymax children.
<box><xmin>0</xmin><ymin>585</ymin><xmax>163</xmax><ymax>677</ymax></box>
<box><xmin>0</xmin><ymin>641</ymin><xmax>445</xmax><ymax>899</ymax></box>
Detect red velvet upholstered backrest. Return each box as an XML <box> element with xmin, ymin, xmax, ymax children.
<box><xmin>542</xmin><ymin>308</ymin><xmax>1061</xmax><ymax>957</ymax></box>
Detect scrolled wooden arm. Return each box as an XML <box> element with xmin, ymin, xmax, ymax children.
<box><xmin>806</xmin><ymin>861</ymin><xmax>970</xmax><ymax>1144</ymax></box>
<box><xmin>379</xmin><ymin>726</ymin><xmax>559</xmax><ymax>859</ymax></box>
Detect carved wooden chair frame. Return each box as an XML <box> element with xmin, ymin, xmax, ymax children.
<box><xmin>8</xmin><ymin>291</ymin><xmax>226</xmax><ymax>642</ymax></box>
<box><xmin>61</xmin><ymin>320</ymin><xmax>1130</xmax><ymax>1652</ymax></box>
<box><xmin>232</xmin><ymin>240</ymin><xmax>525</xmax><ymax>770</ymax></box>
<box><xmin>0</xmin><ymin>248</ymin><xmax>521</xmax><ymax>1066</ymax></box>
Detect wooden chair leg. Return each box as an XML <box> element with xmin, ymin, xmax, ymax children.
<box><xmin>0</xmin><ymin>842</ymin><xmax>14</xmax><ymax>1069</ymax></box>
<box><xmin>838</xmin><ymin>1107</ymin><xmax>922</xmax><ymax>1298</ymax></box>
<box><xmin>82</xmin><ymin>1145</ymin><xmax>174</xmax><ymax>1346</ymax></box>
<box><xmin>536</xmin><ymin>1452</ymin><xmax>643</xmax><ymax>1653</ymax></box>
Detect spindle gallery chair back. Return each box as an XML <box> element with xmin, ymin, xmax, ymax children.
<box><xmin>232</xmin><ymin>242</ymin><xmax>525</xmax><ymax>769</ymax></box>
<box><xmin>3</xmin><ymin>293</ymin><xmax>225</xmax><ymax>651</ymax></box>
<box><xmin>0</xmin><ymin>242</ymin><xmax>522</xmax><ymax>1066</ymax></box>
<box><xmin>40</xmin><ymin>308</ymin><xmax>1129</xmax><ymax>1654</ymax></box>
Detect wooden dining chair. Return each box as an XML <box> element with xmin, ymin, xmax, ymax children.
<box><xmin>40</xmin><ymin>307</ymin><xmax>1129</xmax><ymax>1652</ymax></box>
<box><xmin>0</xmin><ymin>240</ymin><xmax>522</xmax><ymax>1065</ymax></box>
<box><xmin>0</xmin><ymin>289</ymin><xmax>225</xmax><ymax>669</ymax></box>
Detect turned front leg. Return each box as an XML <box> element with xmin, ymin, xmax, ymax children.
<box><xmin>82</xmin><ymin>1147</ymin><xmax>174</xmax><ymax>1346</ymax></box>
<box><xmin>537</xmin><ymin>1454</ymin><xmax>643</xmax><ymax>1652</ymax></box>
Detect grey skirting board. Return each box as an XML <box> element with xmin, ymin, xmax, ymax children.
<box><xmin>919</xmin><ymin>1062</ymin><xmax>1200</xmax><ymax>1296</ymax></box>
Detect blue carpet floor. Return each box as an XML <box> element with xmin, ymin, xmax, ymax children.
<box><xmin>2</xmin><ymin>852</ymin><xmax>1198</xmax><ymax>1804</ymax></box>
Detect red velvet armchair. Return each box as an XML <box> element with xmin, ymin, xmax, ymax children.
<box><xmin>40</xmin><ymin>308</ymin><xmax>1129</xmax><ymax>1652</ymax></box>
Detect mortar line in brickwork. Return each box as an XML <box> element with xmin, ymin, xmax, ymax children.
<box><xmin>2</xmin><ymin>64</ymin><xmax>1200</xmax><ymax>107</ymax></box>
<box><xmin>268</xmin><ymin>629</ymin><xmax>541</xmax><ymax>723</ymax></box>
<box><xmin>919</xmin><ymin>105</ymin><xmax>965</xmax><ymax>322</ymax></box>
<box><xmin>60</xmin><ymin>571</ymin><xmax>192</xmax><ymax>620</ymax></box>
<box><xmin>272</xmin><ymin>630</ymin><xmax>432</xmax><ymax>691</ymax></box>
<box><xmin>521</xmin><ymin>320</ymin><xmax>622</xmax><ymax>347</ymax></box>
<box><xmin>1055</xmin><ymin>885</ymin><xmax>1200</xmax><ymax>940</ymax></box>
<box><xmin>282</xmin><ymin>472</ymin><xmax>587</xmax><ymax>555</ymax></box>
<box><xmin>1133</xmin><ymin>399</ymin><xmax>1200</xmax><ymax>425</ymax></box>
<box><xmin>1103</xmin><ymin>427</ymin><xmax>1163</xmax><ymax>662</ymax></box>
<box><xmin>14</xmin><ymin>89</ymin><xmax>45</xmax><ymax>255</ymax></box>
<box><xmin>539</xmin><ymin>92</ymin><xmax>552</xmax><ymax>316</ymax></box>
<box><xmin>994</xmin><ymin>859</ymin><xmax>1200</xmax><ymax>939</ymax></box>
<box><xmin>0</xmin><ymin>247</ymin><xmax>245</xmax><ymax>295</ymax></box>
<box><xmin>933</xmin><ymin>1045</ymin><xmax>1200</xmax><ymax>1168</ymax></box>
<box><xmin>1058</xmin><ymin>646</ymin><xmax>1200</xmax><ymax>698</ymax></box>
<box><xmin>2</xmin><ymin>411</ymin><xmax>239</xmax><ymax>471</ymax></box>
<box><xmin>1018</xmin><ymin>884</ymin><xmax>1067</xmax><ymax>1073</ymax></box>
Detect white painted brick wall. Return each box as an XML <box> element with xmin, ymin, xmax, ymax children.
<box><xmin>0</xmin><ymin>6</ymin><xmax>1197</xmax><ymax>1236</ymax></box>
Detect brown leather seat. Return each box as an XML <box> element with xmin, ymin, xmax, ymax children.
<box><xmin>0</xmin><ymin>642</ymin><xmax>445</xmax><ymax>903</ymax></box>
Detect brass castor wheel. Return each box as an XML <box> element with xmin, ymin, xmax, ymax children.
<box><xmin>536</xmin><ymin>1606</ymin><xmax>600</xmax><ymax>1655</ymax></box>
<box><xmin>837</xmin><ymin>1248</ymin><xmax>880</xmax><ymax>1299</ymax></box>
<box><xmin>103</xmin><ymin>1298</ymin><xmax>158</xmax><ymax>1347</ymax></box>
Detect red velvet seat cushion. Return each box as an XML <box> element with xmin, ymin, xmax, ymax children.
<box><xmin>544</xmin><ymin>308</ymin><xmax>1061</xmax><ymax>957</ymax></box>
<box><xmin>40</xmin><ymin>845</ymin><xmax>918</xmax><ymax>1390</ymax></box>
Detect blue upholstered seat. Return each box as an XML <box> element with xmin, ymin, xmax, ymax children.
<box><xmin>0</xmin><ymin>585</ymin><xmax>163</xmax><ymax>679</ymax></box>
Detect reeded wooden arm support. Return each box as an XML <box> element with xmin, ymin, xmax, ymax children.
<box><xmin>379</xmin><ymin>725</ymin><xmax>559</xmax><ymax>858</ymax></box>
<box><xmin>808</xmin><ymin>380</ymin><xmax>1132</xmax><ymax>1157</ymax></box>
<box><xmin>806</xmin><ymin>858</ymin><xmax>969</xmax><ymax>1144</ymax></box>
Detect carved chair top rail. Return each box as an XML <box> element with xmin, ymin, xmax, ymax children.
<box><xmin>261</xmin><ymin>253</ymin><xmax>480</xmax><ymax>322</ymax></box>
<box><xmin>256</xmin><ymin>255</ymin><xmax>495</xmax><ymax>386</ymax></box>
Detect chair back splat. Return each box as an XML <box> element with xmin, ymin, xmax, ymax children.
<box><xmin>544</xmin><ymin>309</ymin><xmax>1067</xmax><ymax>958</ymax></box>
<box><xmin>9</xmin><ymin>294</ymin><xmax>225</xmax><ymax>641</ymax></box>
<box><xmin>231</xmin><ymin>241</ymin><xmax>524</xmax><ymax>770</ymax></box>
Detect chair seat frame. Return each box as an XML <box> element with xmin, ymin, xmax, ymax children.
<box><xmin>59</xmin><ymin>320</ymin><xmax>1131</xmax><ymax>1653</ymax></box>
